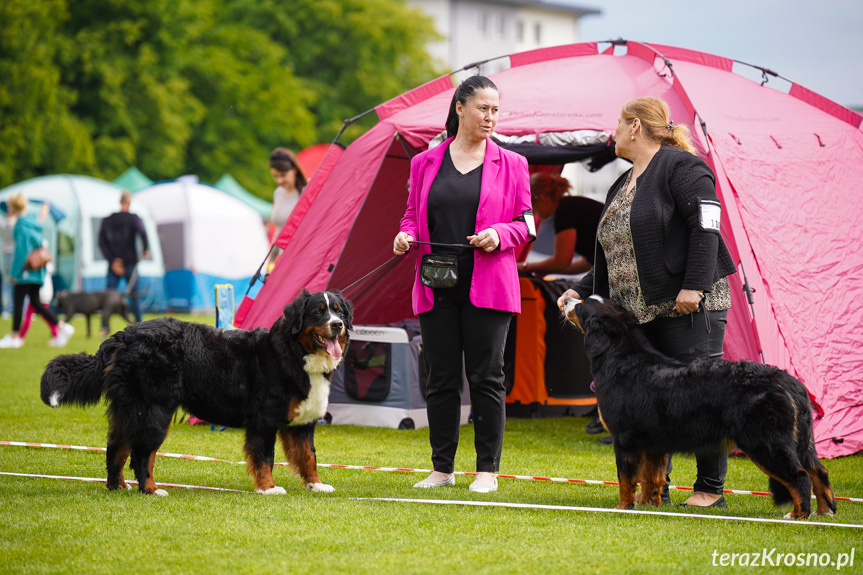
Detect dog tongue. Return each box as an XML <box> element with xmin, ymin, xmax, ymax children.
<box><xmin>325</xmin><ymin>337</ymin><xmax>342</xmax><ymax>361</ymax></box>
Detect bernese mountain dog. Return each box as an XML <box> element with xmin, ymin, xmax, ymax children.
<box><xmin>563</xmin><ymin>295</ymin><xmax>836</xmax><ymax>519</ymax></box>
<box><xmin>40</xmin><ymin>290</ymin><xmax>352</xmax><ymax>496</ymax></box>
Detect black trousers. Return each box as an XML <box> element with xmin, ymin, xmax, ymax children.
<box><xmin>638</xmin><ymin>309</ymin><xmax>728</xmax><ymax>494</ymax></box>
<box><xmin>418</xmin><ymin>255</ymin><xmax>512</xmax><ymax>473</ymax></box>
<box><xmin>13</xmin><ymin>283</ymin><xmax>59</xmax><ymax>332</ymax></box>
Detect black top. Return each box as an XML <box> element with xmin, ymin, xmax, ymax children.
<box><xmin>98</xmin><ymin>211</ymin><xmax>149</xmax><ymax>267</ymax></box>
<box><xmin>574</xmin><ymin>145</ymin><xmax>736</xmax><ymax>304</ymax></box>
<box><xmin>553</xmin><ymin>196</ymin><xmax>604</xmax><ymax>265</ymax></box>
<box><xmin>427</xmin><ymin>148</ymin><xmax>482</xmax><ymax>256</ymax></box>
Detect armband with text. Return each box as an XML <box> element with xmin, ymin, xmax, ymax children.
<box><xmin>514</xmin><ymin>209</ymin><xmax>537</xmax><ymax>241</ymax></box>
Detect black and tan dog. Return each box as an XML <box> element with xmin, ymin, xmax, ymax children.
<box><xmin>563</xmin><ymin>295</ymin><xmax>836</xmax><ymax>519</ymax></box>
<box><xmin>41</xmin><ymin>290</ymin><xmax>351</xmax><ymax>495</ymax></box>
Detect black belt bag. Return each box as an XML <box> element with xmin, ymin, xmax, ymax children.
<box><xmin>420</xmin><ymin>254</ymin><xmax>459</xmax><ymax>288</ymax></box>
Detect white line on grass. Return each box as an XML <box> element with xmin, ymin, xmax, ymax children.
<box><xmin>3</xmin><ymin>470</ymin><xmax>858</xmax><ymax>528</ymax></box>
<box><xmin>0</xmin><ymin>471</ymin><xmax>250</xmax><ymax>493</ymax></box>
<box><xmin>358</xmin><ymin>497</ymin><xmax>863</xmax><ymax>529</ymax></box>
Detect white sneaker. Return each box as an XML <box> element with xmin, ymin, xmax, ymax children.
<box><xmin>50</xmin><ymin>323</ymin><xmax>75</xmax><ymax>347</ymax></box>
<box><xmin>0</xmin><ymin>334</ymin><xmax>24</xmax><ymax>349</ymax></box>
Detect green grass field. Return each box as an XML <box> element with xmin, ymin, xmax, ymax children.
<box><xmin>1</xmin><ymin>314</ymin><xmax>861</xmax><ymax>574</ymax></box>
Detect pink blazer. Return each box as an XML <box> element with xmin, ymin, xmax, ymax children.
<box><xmin>399</xmin><ymin>137</ymin><xmax>532</xmax><ymax>315</ymax></box>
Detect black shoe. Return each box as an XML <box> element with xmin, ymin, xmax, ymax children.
<box><xmin>597</xmin><ymin>435</ymin><xmax>613</xmax><ymax>445</ymax></box>
<box><xmin>661</xmin><ymin>487</ymin><xmax>671</xmax><ymax>505</ymax></box>
<box><xmin>677</xmin><ymin>495</ymin><xmax>727</xmax><ymax>508</ymax></box>
<box><xmin>586</xmin><ymin>415</ymin><xmax>605</xmax><ymax>435</ymax></box>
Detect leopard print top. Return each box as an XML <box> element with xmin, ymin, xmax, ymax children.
<box><xmin>597</xmin><ymin>170</ymin><xmax>732</xmax><ymax>324</ymax></box>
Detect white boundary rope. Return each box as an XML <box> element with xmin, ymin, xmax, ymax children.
<box><xmin>358</xmin><ymin>497</ymin><xmax>863</xmax><ymax>529</ymax></box>
<box><xmin>0</xmin><ymin>471</ymin><xmax>249</xmax><ymax>493</ymax></box>
<box><xmin>3</xmin><ymin>440</ymin><xmax>861</xmax><ymax>503</ymax></box>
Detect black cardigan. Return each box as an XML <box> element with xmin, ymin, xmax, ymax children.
<box><xmin>575</xmin><ymin>146</ymin><xmax>736</xmax><ymax>305</ymax></box>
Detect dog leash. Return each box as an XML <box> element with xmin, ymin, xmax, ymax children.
<box><xmin>408</xmin><ymin>240</ymin><xmax>478</xmax><ymax>250</ymax></box>
<box><xmin>125</xmin><ymin>267</ymin><xmax>138</xmax><ymax>297</ymax></box>
<box><xmin>339</xmin><ymin>241</ymin><xmax>479</xmax><ymax>294</ymax></box>
<box><xmin>340</xmin><ymin>255</ymin><xmax>402</xmax><ymax>293</ymax></box>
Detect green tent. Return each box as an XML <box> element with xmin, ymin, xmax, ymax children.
<box><xmin>214</xmin><ymin>174</ymin><xmax>271</xmax><ymax>221</ymax></box>
<box><xmin>113</xmin><ymin>166</ymin><xmax>154</xmax><ymax>192</ymax></box>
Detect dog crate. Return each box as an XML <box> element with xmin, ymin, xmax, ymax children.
<box><xmin>327</xmin><ymin>323</ymin><xmax>471</xmax><ymax>429</ymax></box>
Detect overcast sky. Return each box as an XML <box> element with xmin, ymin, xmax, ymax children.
<box><xmin>574</xmin><ymin>0</ymin><xmax>862</xmax><ymax>109</ymax></box>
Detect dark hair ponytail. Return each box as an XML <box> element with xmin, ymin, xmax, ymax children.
<box><xmin>445</xmin><ymin>75</ymin><xmax>499</xmax><ymax>139</ymax></box>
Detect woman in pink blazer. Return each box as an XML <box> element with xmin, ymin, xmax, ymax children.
<box><xmin>393</xmin><ymin>75</ymin><xmax>532</xmax><ymax>493</ymax></box>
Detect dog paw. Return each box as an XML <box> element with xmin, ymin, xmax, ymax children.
<box><xmin>306</xmin><ymin>482</ymin><xmax>335</xmax><ymax>493</ymax></box>
<box><xmin>255</xmin><ymin>486</ymin><xmax>287</xmax><ymax>495</ymax></box>
<box><xmin>814</xmin><ymin>510</ymin><xmax>835</xmax><ymax>517</ymax></box>
<box><xmin>783</xmin><ymin>511</ymin><xmax>810</xmax><ymax>520</ymax></box>
<box><xmin>153</xmin><ymin>489</ymin><xmax>169</xmax><ymax>497</ymax></box>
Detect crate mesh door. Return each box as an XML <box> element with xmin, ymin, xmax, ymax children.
<box><xmin>344</xmin><ymin>340</ymin><xmax>392</xmax><ymax>401</ymax></box>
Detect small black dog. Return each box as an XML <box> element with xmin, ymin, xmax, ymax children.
<box><xmin>563</xmin><ymin>295</ymin><xmax>836</xmax><ymax>519</ymax></box>
<box><xmin>41</xmin><ymin>290</ymin><xmax>352</xmax><ymax>495</ymax></box>
<box><xmin>55</xmin><ymin>290</ymin><xmax>131</xmax><ymax>337</ymax></box>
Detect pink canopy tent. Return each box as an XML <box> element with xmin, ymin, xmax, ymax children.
<box><xmin>236</xmin><ymin>40</ymin><xmax>863</xmax><ymax>458</ymax></box>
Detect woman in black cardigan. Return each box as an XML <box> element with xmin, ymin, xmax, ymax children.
<box><xmin>557</xmin><ymin>97</ymin><xmax>736</xmax><ymax>508</ymax></box>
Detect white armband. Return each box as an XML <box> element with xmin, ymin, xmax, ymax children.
<box><xmin>698</xmin><ymin>199</ymin><xmax>721</xmax><ymax>233</ymax></box>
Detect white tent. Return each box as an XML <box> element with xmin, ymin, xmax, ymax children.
<box><xmin>134</xmin><ymin>176</ymin><xmax>269</xmax><ymax>312</ymax></box>
<box><xmin>0</xmin><ymin>175</ymin><xmax>166</xmax><ymax>311</ymax></box>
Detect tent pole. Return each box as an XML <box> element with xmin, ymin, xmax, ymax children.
<box><xmin>333</xmin><ymin>54</ymin><xmax>514</xmax><ymax>146</ymax></box>
<box><xmin>333</xmin><ymin>109</ymin><xmax>379</xmax><ymax>145</ymax></box>
<box><xmin>244</xmin><ymin>245</ymin><xmax>276</xmax><ymax>297</ymax></box>
<box><xmin>739</xmin><ymin>262</ymin><xmax>766</xmax><ymax>364</ymax></box>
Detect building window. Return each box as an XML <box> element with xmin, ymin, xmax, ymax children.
<box><xmin>479</xmin><ymin>11</ymin><xmax>489</xmax><ymax>35</ymax></box>
<box><xmin>496</xmin><ymin>14</ymin><xmax>506</xmax><ymax>38</ymax></box>
<box><xmin>516</xmin><ymin>19</ymin><xmax>524</xmax><ymax>42</ymax></box>
<box><xmin>534</xmin><ymin>23</ymin><xmax>541</xmax><ymax>44</ymax></box>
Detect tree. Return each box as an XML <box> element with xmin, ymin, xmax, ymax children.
<box><xmin>224</xmin><ymin>0</ymin><xmax>443</xmax><ymax>144</ymax></box>
<box><xmin>0</xmin><ymin>0</ymin><xmax>94</xmax><ymax>187</ymax></box>
<box><xmin>178</xmin><ymin>20</ymin><xmax>317</xmax><ymax>197</ymax></box>
<box><xmin>0</xmin><ymin>0</ymin><xmax>443</xmax><ymax>199</ymax></box>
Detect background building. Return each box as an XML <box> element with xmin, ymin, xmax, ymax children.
<box><xmin>409</xmin><ymin>0</ymin><xmax>600</xmax><ymax>75</ymax></box>
<box><xmin>409</xmin><ymin>0</ymin><xmax>624</xmax><ymax>208</ymax></box>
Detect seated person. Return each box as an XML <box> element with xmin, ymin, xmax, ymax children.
<box><xmin>518</xmin><ymin>173</ymin><xmax>603</xmax><ymax>276</ymax></box>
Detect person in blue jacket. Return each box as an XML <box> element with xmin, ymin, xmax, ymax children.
<box><xmin>0</xmin><ymin>194</ymin><xmax>74</xmax><ymax>349</ymax></box>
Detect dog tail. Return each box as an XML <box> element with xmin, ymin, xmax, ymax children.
<box><xmin>41</xmin><ymin>351</ymin><xmax>109</xmax><ymax>408</ymax></box>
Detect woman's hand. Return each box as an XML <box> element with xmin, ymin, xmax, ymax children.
<box><xmin>557</xmin><ymin>289</ymin><xmax>581</xmax><ymax>312</ymax></box>
<box><xmin>468</xmin><ymin>228</ymin><xmax>500</xmax><ymax>252</ymax></box>
<box><xmin>38</xmin><ymin>202</ymin><xmax>50</xmax><ymax>222</ymax></box>
<box><xmin>393</xmin><ymin>232</ymin><xmax>414</xmax><ymax>255</ymax></box>
<box><xmin>673</xmin><ymin>289</ymin><xmax>703</xmax><ymax>315</ymax></box>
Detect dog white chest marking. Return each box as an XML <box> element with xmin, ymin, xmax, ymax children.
<box><xmin>49</xmin><ymin>391</ymin><xmax>61</xmax><ymax>407</ymax></box>
<box><xmin>289</xmin><ymin>361</ymin><xmax>332</xmax><ymax>427</ymax></box>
